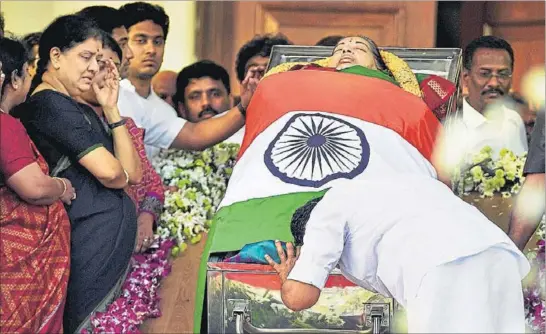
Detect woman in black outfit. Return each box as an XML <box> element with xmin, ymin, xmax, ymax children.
<box><xmin>14</xmin><ymin>14</ymin><xmax>142</xmax><ymax>333</ymax></box>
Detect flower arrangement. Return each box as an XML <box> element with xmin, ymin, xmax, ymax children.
<box><xmin>524</xmin><ymin>218</ymin><xmax>546</xmax><ymax>333</ymax></box>
<box><xmin>152</xmin><ymin>143</ymin><xmax>241</xmax><ymax>254</ymax></box>
<box><xmin>452</xmin><ymin>146</ymin><xmax>545</xmax><ymax>332</ymax></box>
<box><xmin>82</xmin><ymin>238</ymin><xmax>175</xmax><ymax>334</ymax></box>
<box><xmin>452</xmin><ymin>146</ymin><xmax>527</xmax><ymax>197</ymax></box>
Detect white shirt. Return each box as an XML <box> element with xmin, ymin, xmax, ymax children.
<box><xmin>224</xmin><ymin>126</ymin><xmax>245</xmax><ymax>145</ymax></box>
<box><xmin>118</xmin><ymin>79</ymin><xmax>186</xmax><ymax>158</ymax></box>
<box><xmin>445</xmin><ymin>99</ymin><xmax>528</xmax><ymax>159</ymax></box>
<box><xmin>287</xmin><ymin>176</ymin><xmax>529</xmax><ymax>306</ymax></box>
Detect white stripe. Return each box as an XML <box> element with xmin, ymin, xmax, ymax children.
<box><xmin>219</xmin><ymin>111</ymin><xmax>437</xmax><ymax>208</ymax></box>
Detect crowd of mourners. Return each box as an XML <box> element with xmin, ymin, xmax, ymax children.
<box><xmin>0</xmin><ymin>2</ymin><xmax>543</xmax><ymax>334</ymax></box>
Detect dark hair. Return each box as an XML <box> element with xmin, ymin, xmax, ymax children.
<box><xmin>22</xmin><ymin>32</ymin><xmax>42</xmax><ymax>50</ymax></box>
<box><xmin>77</xmin><ymin>6</ymin><xmax>124</xmax><ymax>35</ymax></box>
<box><xmin>356</xmin><ymin>36</ymin><xmax>390</xmax><ymax>73</ymax></box>
<box><xmin>173</xmin><ymin>60</ymin><xmax>230</xmax><ymax>106</ymax></box>
<box><xmin>119</xmin><ymin>2</ymin><xmax>169</xmax><ymax>39</ymax></box>
<box><xmin>463</xmin><ymin>35</ymin><xmax>514</xmax><ymax>71</ymax></box>
<box><xmin>22</xmin><ymin>32</ymin><xmax>42</xmax><ymax>65</ymax></box>
<box><xmin>235</xmin><ymin>33</ymin><xmax>292</xmax><ymax>82</ymax></box>
<box><xmin>0</xmin><ymin>37</ymin><xmax>30</xmax><ymax>96</ymax></box>
<box><xmin>316</xmin><ymin>35</ymin><xmax>344</xmax><ymax>47</ymax></box>
<box><xmin>0</xmin><ymin>12</ymin><xmax>4</xmax><ymax>38</ymax></box>
<box><xmin>102</xmin><ymin>34</ymin><xmax>123</xmax><ymax>62</ymax></box>
<box><xmin>31</xmin><ymin>14</ymin><xmax>105</xmax><ymax>93</ymax></box>
<box><xmin>290</xmin><ymin>196</ymin><xmax>324</xmax><ymax>247</ymax></box>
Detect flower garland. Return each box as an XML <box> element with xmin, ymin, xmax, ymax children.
<box><xmin>452</xmin><ymin>146</ymin><xmax>527</xmax><ymax>197</ymax></box>
<box><xmin>82</xmin><ymin>143</ymin><xmax>239</xmax><ymax>333</ymax></box>
<box><xmin>152</xmin><ymin>143</ymin><xmax>241</xmax><ymax>253</ymax></box>
<box><xmin>524</xmin><ymin>218</ymin><xmax>546</xmax><ymax>333</ymax></box>
<box><xmin>82</xmin><ymin>238</ymin><xmax>175</xmax><ymax>334</ymax></box>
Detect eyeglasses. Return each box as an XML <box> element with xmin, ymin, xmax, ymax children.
<box><xmin>476</xmin><ymin>70</ymin><xmax>512</xmax><ymax>82</ymax></box>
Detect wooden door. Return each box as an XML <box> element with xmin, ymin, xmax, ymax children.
<box><xmin>485</xmin><ymin>1</ymin><xmax>545</xmax><ymax>94</ymax></box>
<box><xmin>196</xmin><ymin>1</ymin><xmax>438</xmax><ymax>94</ymax></box>
<box><xmin>459</xmin><ymin>1</ymin><xmax>545</xmax><ymax>95</ymax></box>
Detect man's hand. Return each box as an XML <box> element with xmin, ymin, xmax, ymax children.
<box><xmin>240</xmin><ymin>66</ymin><xmax>262</xmax><ymax>109</ymax></box>
<box><xmin>265</xmin><ymin>241</ymin><xmax>300</xmax><ymax>284</ymax></box>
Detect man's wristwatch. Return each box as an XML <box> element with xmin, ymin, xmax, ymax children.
<box><xmin>108</xmin><ymin>118</ymin><xmax>127</xmax><ymax>129</ymax></box>
<box><xmin>237</xmin><ymin>103</ymin><xmax>247</xmax><ymax>118</ymax></box>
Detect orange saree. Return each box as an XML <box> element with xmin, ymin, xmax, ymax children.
<box><xmin>0</xmin><ymin>113</ymin><xmax>71</xmax><ymax>333</ymax></box>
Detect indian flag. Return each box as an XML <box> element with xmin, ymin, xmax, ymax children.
<box><xmin>194</xmin><ymin>69</ymin><xmax>442</xmax><ymax>331</ymax></box>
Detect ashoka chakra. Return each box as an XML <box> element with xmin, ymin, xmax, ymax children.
<box><xmin>264</xmin><ymin>113</ymin><xmax>370</xmax><ymax>187</ymax></box>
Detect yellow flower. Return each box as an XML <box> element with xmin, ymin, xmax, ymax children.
<box><xmin>380</xmin><ymin>51</ymin><xmax>422</xmax><ymax>98</ymax></box>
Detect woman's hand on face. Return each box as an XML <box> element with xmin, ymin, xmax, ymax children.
<box><xmin>59</xmin><ymin>178</ymin><xmax>76</xmax><ymax>205</ymax></box>
<box><xmin>93</xmin><ymin>59</ymin><xmax>120</xmax><ymax>111</ymax></box>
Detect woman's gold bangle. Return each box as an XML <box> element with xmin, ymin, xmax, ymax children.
<box><xmin>53</xmin><ymin>177</ymin><xmax>67</xmax><ymax>197</ymax></box>
<box><xmin>123</xmin><ymin>170</ymin><xmax>129</xmax><ymax>185</ymax></box>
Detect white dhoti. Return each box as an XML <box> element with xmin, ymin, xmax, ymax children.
<box><xmin>406</xmin><ymin>246</ymin><xmax>526</xmax><ymax>333</ymax></box>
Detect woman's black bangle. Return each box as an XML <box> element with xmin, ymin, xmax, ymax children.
<box><xmin>108</xmin><ymin>118</ymin><xmax>127</xmax><ymax>129</ymax></box>
<box><xmin>237</xmin><ymin>103</ymin><xmax>246</xmax><ymax>118</ymax></box>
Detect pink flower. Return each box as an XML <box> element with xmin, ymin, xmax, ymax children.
<box><xmin>86</xmin><ymin>238</ymin><xmax>175</xmax><ymax>333</ymax></box>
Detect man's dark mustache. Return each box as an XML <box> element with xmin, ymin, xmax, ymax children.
<box><xmin>482</xmin><ymin>88</ymin><xmax>504</xmax><ymax>96</ymax></box>
<box><xmin>198</xmin><ymin>107</ymin><xmax>219</xmax><ymax>118</ymax></box>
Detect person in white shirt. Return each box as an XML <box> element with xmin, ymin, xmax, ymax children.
<box><xmin>445</xmin><ymin>36</ymin><xmax>527</xmax><ymax>158</ymax></box>
<box><xmin>173</xmin><ymin>60</ymin><xmax>244</xmax><ymax>145</ymax></box>
<box><xmin>117</xmin><ymin>2</ymin><xmax>258</xmax><ymax>158</ymax></box>
<box><xmin>266</xmin><ymin>176</ymin><xmax>530</xmax><ymax>333</ymax></box>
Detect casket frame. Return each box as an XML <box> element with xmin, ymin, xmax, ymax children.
<box><xmin>266</xmin><ymin>45</ymin><xmax>463</xmax><ymax>121</ymax></box>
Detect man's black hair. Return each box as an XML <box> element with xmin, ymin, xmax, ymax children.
<box><xmin>173</xmin><ymin>60</ymin><xmax>230</xmax><ymax>106</ymax></box>
<box><xmin>119</xmin><ymin>2</ymin><xmax>169</xmax><ymax>39</ymax></box>
<box><xmin>463</xmin><ymin>35</ymin><xmax>514</xmax><ymax>71</ymax></box>
<box><xmin>77</xmin><ymin>6</ymin><xmax>124</xmax><ymax>35</ymax></box>
<box><xmin>290</xmin><ymin>196</ymin><xmax>324</xmax><ymax>247</ymax></box>
<box><xmin>235</xmin><ymin>33</ymin><xmax>292</xmax><ymax>82</ymax></box>
<box><xmin>316</xmin><ymin>35</ymin><xmax>344</xmax><ymax>47</ymax></box>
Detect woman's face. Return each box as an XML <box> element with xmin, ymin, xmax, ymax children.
<box><xmin>330</xmin><ymin>37</ymin><xmax>378</xmax><ymax>71</ymax></box>
<box><xmin>80</xmin><ymin>48</ymin><xmax>121</xmax><ymax>106</ymax></box>
<box><xmin>52</xmin><ymin>38</ymin><xmax>102</xmax><ymax>96</ymax></box>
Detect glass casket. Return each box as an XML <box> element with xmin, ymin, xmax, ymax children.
<box><xmin>205</xmin><ymin>46</ymin><xmax>463</xmax><ymax>334</ymax></box>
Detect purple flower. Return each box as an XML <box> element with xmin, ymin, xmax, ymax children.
<box><xmin>87</xmin><ymin>238</ymin><xmax>176</xmax><ymax>333</ymax></box>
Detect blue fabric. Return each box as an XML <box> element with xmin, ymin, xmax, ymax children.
<box><xmin>225</xmin><ymin>240</ymin><xmax>287</xmax><ymax>264</ymax></box>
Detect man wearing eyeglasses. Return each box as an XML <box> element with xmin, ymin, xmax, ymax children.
<box><xmin>452</xmin><ymin>36</ymin><xmax>528</xmax><ymax>157</ymax></box>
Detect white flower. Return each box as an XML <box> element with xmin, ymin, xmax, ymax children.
<box><xmin>152</xmin><ymin>144</ymin><xmax>240</xmax><ymax>246</ymax></box>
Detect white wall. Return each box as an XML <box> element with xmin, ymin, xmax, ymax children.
<box><xmin>1</xmin><ymin>1</ymin><xmax>196</xmax><ymax>72</ymax></box>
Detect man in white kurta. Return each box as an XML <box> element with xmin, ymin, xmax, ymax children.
<box><xmin>443</xmin><ymin>35</ymin><xmax>527</xmax><ymax>161</ymax></box>
<box><xmin>266</xmin><ymin>175</ymin><xmax>530</xmax><ymax>333</ymax></box>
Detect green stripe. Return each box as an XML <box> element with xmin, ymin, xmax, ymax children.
<box><xmin>193</xmin><ymin>190</ymin><xmax>327</xmax><ymax>333</ymax></box>
<box><xmin>76</xmin><ymin>143</ymin><xmax>104</xmax><ymax>160</ymax></box>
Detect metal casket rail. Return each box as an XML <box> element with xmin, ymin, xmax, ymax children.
<box><xmin>207</xmin><ymin>262</ymin><xmax>406</xmax><ymax>334</ymax></box>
